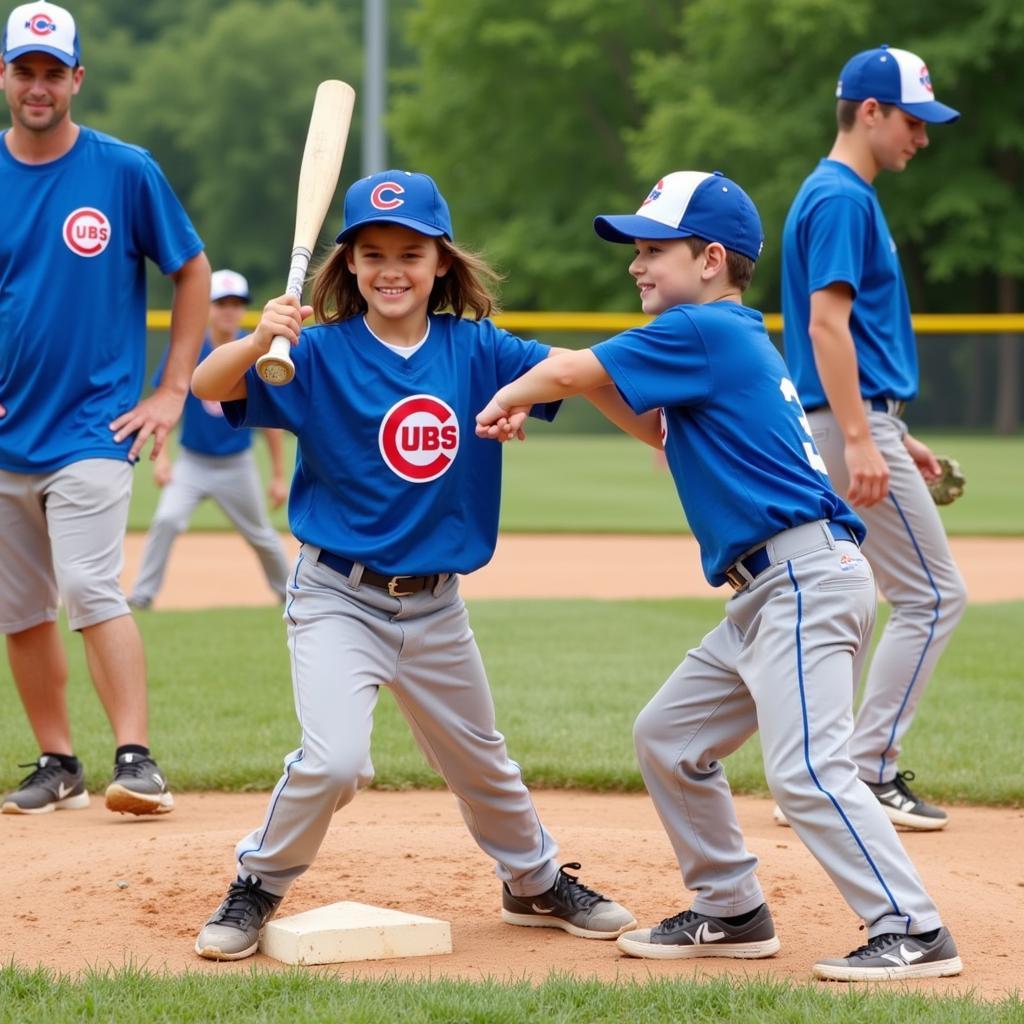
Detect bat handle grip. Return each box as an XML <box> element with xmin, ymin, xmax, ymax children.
<box><xmin>255</xmin><ymin>246</ymin><xmax>313</xmax><ymax>386</ymax></box>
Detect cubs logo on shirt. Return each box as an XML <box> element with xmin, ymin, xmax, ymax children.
<box><xmin>62</xmin><ymin>207</ymin><xmax>111</xmax><ymax>257</ymax></box>
<box><xmin>378</xmin><ymin>394</ymin><xmax>459</xmax><ymax>482</ymax></box>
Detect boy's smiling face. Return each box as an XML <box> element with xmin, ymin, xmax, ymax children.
<box><xmin>628</xmin><ymin>237</ymin><xmax>708</xmax><ymax>315</ymax></box>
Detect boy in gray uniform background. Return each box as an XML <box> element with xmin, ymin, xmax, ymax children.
<box><xmin>129</xmin><ymin>270</ymin><xmax>290</xmax><ymax>610</ymax></box>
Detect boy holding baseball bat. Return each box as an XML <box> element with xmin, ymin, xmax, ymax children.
<box><xmin>476</xmin><ymin>171</ymin><xmax>960</xmax><ymax>981</ymax></box>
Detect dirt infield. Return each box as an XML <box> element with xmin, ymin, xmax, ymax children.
<box><xmin>122</xmin><ymin>532</ymin><xmax>1023</xmax><ymax>607</ymax></box>
<box><xmin>2</xmin><ymin>534</ymin><xmax>1019</xmax><ymax>995</ymax></box>
<box><xmin>3</xmin><ymin>791</ymin><xmax>1022</xmax><ymax>998</ymax></box>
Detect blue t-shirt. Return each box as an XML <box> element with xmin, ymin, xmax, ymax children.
<box><xmin>780</xmin><ymin>159</ymin><xmax>917</xmax><ymax>409</ymax></box>
<box><xmin>0</xmin><ymin>127</ymin><xmax>204</xmax><ymax>472</ymax></box>
<box><xmin>224</xmin><ymin>314</ymin><xmax>557</xmax><ymax>575</ymax></box>
<box><xmin>593</xmin><ymin>302</ymin><xmax>864</xmax><ymax>586</ymax></box>
<box><xmin>155</xmin><ymin>337</ymin><xmax>251</xmax><ymax>457</ymax></box>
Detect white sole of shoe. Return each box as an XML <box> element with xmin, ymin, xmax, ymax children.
<box><xmin>194</xmin><ymin>938</ymin><xmax>259</xmax><ymax>961</ymax></box>
<box><xmin>879</xmin><ymin>805</ymin><xmax>949</xmax><ymax>831</ymax></box>
<box><xmin>501</xmin><ymin>909</ymin><xmax>636</xmax><ymax>940</ymax></box>
<box><xmin>813</xmin><ymin>954</ymin><xmax>962</xmax><ymax>981</ymax></box>
<box><xmin>104</xmin><ymin>784</ymin><xmax>174</xmax><ymax>815</ymax></box>
<box><xmin>772</xmin><ymin>805</ymin><xmax>791</xmax><ymax>827</ymax></box>
<box><xmin>617</xmin><ymin>932</ymin><xmax>781</xmax><ymax>960</ymax></box>
<box><xmin>1</xmin><ymin>791</ymin><xmax>90</xmax><ymax>814</ymax></box>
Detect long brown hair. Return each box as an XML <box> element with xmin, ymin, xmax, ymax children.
<box><xmin>311</xmin><ymin>234</ymin><xmax>503</xmax><ymax>324</ymax></box>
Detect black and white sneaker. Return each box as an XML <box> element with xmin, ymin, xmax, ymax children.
<box><xmin>1</xmin><ymin>756</ymin><xmax>90</xmax><ymax>815</ymax></box>
<box><xmin>501</xmin><ymin>862</ymin><xmax>636</xmax><ymax>939</ymax></box>
<box><xmin>617</xmin><ymin>903</ymin><xmax>780</xmax><ymax>960</ymax></box>
<box><xmin>814</xmin><ymin>927</ymin><xmax>962</xmax><ymax>981</ymax></box>
<box><xmin>866</xmin><ymin>771</ymin><xmax>948</xmax><ymax>831</ymax></box>
<box><xmin>195</xmin><ymin>875</ymin><xmax>283</xmax><ymax>960</ymax></box>
<box><xmin>104</xmin><ymin>752</ymin><xmax>174</xmax><ymax>815</ymax></box>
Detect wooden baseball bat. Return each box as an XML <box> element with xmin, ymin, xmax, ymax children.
<box><xmin>255</xmin><ymin>80</ymin><xmax>356</xmax><ymax>385</ymax></box>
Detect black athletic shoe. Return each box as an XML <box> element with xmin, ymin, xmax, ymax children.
<box><xmin>865</xmin><ymin>771</ymin><xmax>948</xmax><ymax>831</ymax></box>
<box><xmin>104</xmin><ymin>752</ymin><xmax>174</xmax><ymax>815</ymax></box>
<box><xmin>501</xmin><ymin>862</ymin><xmax>636</xmax><ymax>939</ymax></box>
<box><xmin>195</xmin><ymin>875</ymin><xmax>283</xmax><ymax>960</ymax></box>
<box><xmin>1</xmin><ymin>756</ymin><xmax>90</xmax><ymax>815</ymax></box>
<box><xmin>814</xmin><ymin>927</ymin><xmax>962</xmax><ymax>981</ymax></box>
<box><xmin>617</xmin><ymin>903</ymin><xmax>780</xmax><ymax>960</ymax></box>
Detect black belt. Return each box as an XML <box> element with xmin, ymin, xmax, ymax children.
<box><xmin>724</xmin><ymin>521</ymin><xmax>858</xmax><ymax>592</ymax></box>
<box><xmin>317</xmin><ymin>549</ymin><xmax>441</xmax><ymax>597</ymax></box>
<box><xmin>805</xmin><ymin>399</ymin><xmax>906</xmax><ymax>416</ymax></box>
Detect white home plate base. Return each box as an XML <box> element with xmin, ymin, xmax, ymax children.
<box><xmin>259</xmin><ymin>901</ymin><xmax>452</xmax><ymax>965</ymax></box>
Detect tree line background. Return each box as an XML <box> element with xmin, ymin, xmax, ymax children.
<box><xmin>62</xmin><ymin>0</ymin><xmax>1022</xmax><ymax>430</ymax></box>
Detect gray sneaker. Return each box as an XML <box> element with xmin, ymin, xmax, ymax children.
<box><xmin>865</xmin><ymin>771</ymin><xmax>948</xmax><ymax>831</ymax></box>
<box><xmin>501</xmin><ymin>862</ymin><xmax>636</xmax><ymax>939</ymax></box>
<box><xmin>2</xmin><ymin>756</ymin><xmax>90</xmax><ymax>815</ymax></box>
<box><xmin>814</xmin><ymin>927</ymin><xmax>962</xmax><ymax>981</ymax></box>
<box><xmin>196</xmin><ymin>876</ymin><xmax>283</xmax><ymax>960</ymax></box>
<box><xmin>617</xmin><ymin>903</ymin><xmax>780</xmax><ymax>960</ymax></box>
<box><xmin>104</xmin><ymin>752</ymin><xmax>174</xmax><ymax>815</ymax></box>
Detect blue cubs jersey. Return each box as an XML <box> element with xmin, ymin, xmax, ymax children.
<box><xmin>224</xmin><ymin>314</ymin><xmax>556</xmax><ymax>575</ymax></box>
<box><xmin>155</xmin><ymin>337</ymin><xmax>251</xmax><ymax>457</ymax></box>
<box><xmin>0</xmin><ymin>127</ymin><xmax>204</xmax><ymax>473</ymax></box>
<box><xmin>781</xmin><ymin>159</ymin><xmax>917</xmax><ymax>409</ymax></box>
<box><xmin>592</xmin><ymin>302</ymin><xmax>864</xmax><ymax>586</ymax></box>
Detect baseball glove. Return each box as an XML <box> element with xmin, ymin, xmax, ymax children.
<box><xmin>928</xmin><ymin>456</ymin><xmax>965</xmax><ymax>506</ymax></box>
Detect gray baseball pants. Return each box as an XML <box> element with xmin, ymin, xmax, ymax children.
<box><xmin>234</xmin><ymin>546</ymin><xmax>561</xmax><ymax>898</ymax></box>
<box><xmin>809</xmin><ymin>409</ymin><xmax>967</xmax><ymax>783</ymax></box>
<box><xmin>130</xmin><ymin>449</ymin><xmax>289</xmax><ymax>606</ymax></box>
<box><xmin>634</xmin><ymin>520</ymin><xmax>942</xmax><ymax>937</ymax></box>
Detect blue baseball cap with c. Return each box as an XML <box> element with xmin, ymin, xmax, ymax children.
<box><xmin>337</xmin><ymin>170</ymin><xmax>454</xmax><ymax>243</ymax></box>
<box><xmin>594</xmin><ymin>171</ymin><xmax>764</xmax><ymax>262</ymax></box>
<box><xmin>837</xmin><ymin>45</ymin><xmax>959</xmax><ymax>124</ymax></box>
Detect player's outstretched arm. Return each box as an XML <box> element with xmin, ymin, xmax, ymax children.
<box><xmin>582</xmin><ymin>385</ymin><xmax>662</xmax><ymax>449</ymax></box>
<box><xmin>111</xmin><ymin>252</ymin><xmax>211</xmax><ymax>462</ymax></box>
<box><xmin>192</xmin><ymin>295</ymin><xmax>312</xmax><ymax>402</ymax></box>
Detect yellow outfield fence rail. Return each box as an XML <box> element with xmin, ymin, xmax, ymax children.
<box><xmin>147</xmin><ymin>311</ymin><xmax>1024</xmax><ymax>334</ymax></box>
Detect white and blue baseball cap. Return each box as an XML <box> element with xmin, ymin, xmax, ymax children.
<box><xmin>210</xmin><ymin>269</ymin><xmax>250</xmax><ymax>303</ymax></box>
<box><xmin>594</xmin><ymin>171</ymin><xmax>764</xmax><ymax>261</ymax></box>
<box><xmin>337</xmin><ymin>170</ymin><xmax>454</xmax><ymax>243</ymax></box>
<box><xmin>837</xmin><ymin>45</ymin><xmax>959</xmax><ymax>124</ymax></box>
<box><xmin>3</xmin><ymin>2</ymin><xmax>80</xmax><ymax>67</ymax></box>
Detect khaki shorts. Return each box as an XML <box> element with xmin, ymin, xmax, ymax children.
<box><xmin>0</xmin><ymin>459</ymin><xmax>133</xmax><ymax>633</ymax></box>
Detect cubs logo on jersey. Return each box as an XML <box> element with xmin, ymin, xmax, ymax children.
<box><xmin>62</xmin><ymin>208</ymin><xmax>111</xmax><ymax>258</ymax></box>
<box><xmin>378</xmin><ymin>394</ymin><xmax>459</xmax><ymax>482</ymax></box>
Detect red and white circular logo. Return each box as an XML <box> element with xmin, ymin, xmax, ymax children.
<box><xmin>62</xmin><ymin>207</ymin><xmax>111</xmax><ymax>258</ymax></box>
<box><xmin>379</xmin><ymin>394</ymin><xmax>459</xmax><ymax>483</ymax></box>
<box><xmin>659</xmin><ymin>408</ymin><xmax>668</xmax><ymax>446</ymax></box>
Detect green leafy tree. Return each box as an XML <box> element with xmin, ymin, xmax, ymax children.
<box><xmin>86</xmin><ymin>0</ymin><xmax>362</xmax><ymax>302</ymax></box>
<box><xmin>390</xmin><ymin>0</ymin><xmax>678</xmax><ymax>310</ymax></box>
<box><xmin>631</xmin><ymin>0</ymin><xmax>1024</xmax><ymax>429</ymax></box>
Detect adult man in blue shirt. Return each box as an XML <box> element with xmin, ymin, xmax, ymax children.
<box><xmin>781</xmin><ymin>45</ymin><xmax>966</xmax><ymax>831</ymax></box>
<box><xmin>0</xmin><ymin>2</ymin><xmax>210</xmax><ymax>816</ymax></box>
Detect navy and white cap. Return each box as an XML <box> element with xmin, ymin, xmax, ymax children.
<box><xmin>3</xmin><ymin>2</ymin><xmax>80</xmax><ymax>67</ymax></box>
<box><xmin>594</xmin><ymin>171</ymin><xmax>764</xmax><ymax>262</ymax></box>
<box><xmin>837</xmin><ymin>45</ymin><xmax>959</xmax><ymax>124</ymax></box>
<box><xmin>210</xmin><ymin>269</ymin><xmax>250</xmax><ymax>302</ymax></box>
<box><xmin>337</xmin><ymin>170</ymin><xmax>454</xmax><ymax>243</ymax></box>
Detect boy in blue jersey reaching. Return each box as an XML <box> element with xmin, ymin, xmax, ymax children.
<box><xmin>188</xmin><ymin>170</ymin><xmax>635</xmax><ymax>961</ymax></box>
<box><xmin>476</xmin><ymin>172</ymin><xmax>960</xmax><ymax>981</ymax></box>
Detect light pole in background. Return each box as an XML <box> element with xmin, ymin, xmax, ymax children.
<box><xmin>362</xmin><ymin>0</ymin><xmax>387</xmax><ymax>175</ymax></box>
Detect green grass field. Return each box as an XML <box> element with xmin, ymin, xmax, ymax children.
<box><xmin>1</xmin><ymin>599</ymin><xmax>1019</xmax><ymax>804</ymax></box>
<box><xmin>2</xmin><ymin>967</ymin><xmax>1020</xmax><ymax>1023</ymax></box>
<box><xmin>125</xmin><ymin>431</ymin><xmax>1024</xmax><ymax>536</ymax></box>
